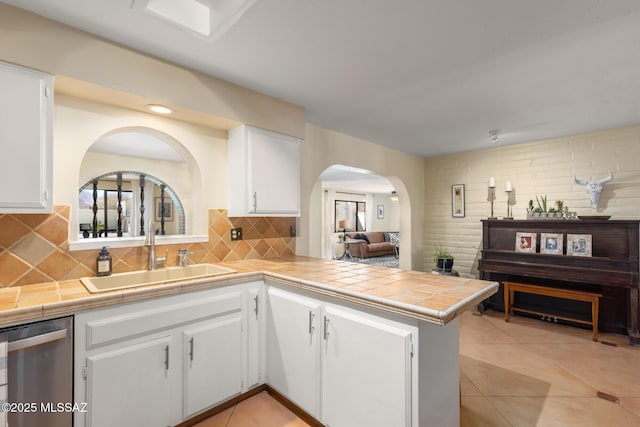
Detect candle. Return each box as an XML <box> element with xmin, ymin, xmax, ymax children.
<box><xmin>505</xmin><ymin>180</ymin><xmax>513</xmax><ymax>192</ymax></box>
<box><xmin>489</xmin><ymin>177</ymin><xmax>496</xmax><ymax>188</ymax></box>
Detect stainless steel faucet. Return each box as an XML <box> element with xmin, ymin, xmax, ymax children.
<box><xmin>178</xmin><ymin>249</ymin><xmax>194</xmax><ymax>267</ymax></box>
<box><xmin>144</xmin><ymin>221</ymin><xmax>167</xmax><ymax>271</ymax></box>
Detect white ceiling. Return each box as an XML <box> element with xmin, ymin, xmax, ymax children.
<box><xmin>4</xmin><ymin>0</ymin><xmax>640</xmax><ymax>159</ymax></box>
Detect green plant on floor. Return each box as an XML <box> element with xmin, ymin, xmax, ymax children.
<box><xmin>433</xmin><ymin>244</ymin><xmax>454</xmax><ymax>264</ymax></box>
<box><xmin>434</xmin><ymin>244</ymin><xmax>454</xmax><ymax>272</ymax></box>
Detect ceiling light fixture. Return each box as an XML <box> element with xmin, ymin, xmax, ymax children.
<box><xmin>133</xmin><ymin>0</ymin><xmax>260</xmax><ymax>41</ymax></box>
<box><xmin>489</xmin><ymin>129</ymin><xmax>500</xmax><ymax>144</ymax></box>
<box><xmin>133</xmin><ymin>0</ymin><xmax>211</xmax><ymax>36</ymax></box>
<box><xmin>145</xmin><ymin>104</ymin><xmax>173</xmax><ymax>115</ymax></box>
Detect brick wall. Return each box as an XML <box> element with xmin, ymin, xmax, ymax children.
<box><xmin>424</xmin><ymin>125</ymin><xmax>640</xmax><ymax>277</ymax></box>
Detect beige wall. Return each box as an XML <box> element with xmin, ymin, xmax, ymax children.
<box><xmin>370</xmin><ymin>194</ymin><xmax>400</xmax><ymax>232</ymax></box>
<box><xmin>424</xmin><ymin>125</ymin><xmax>640</xmax><ymax>278</ymax></box>
<box><xmin>300</xmin><ymin>124</ymin><xmax>425</xmax><ymax>271</ymax></box>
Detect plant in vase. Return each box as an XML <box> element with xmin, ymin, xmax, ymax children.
<box><xmin>434</xmin><ymin>244</ymin><xmax>454</xmax><ymax>273</ymax></box>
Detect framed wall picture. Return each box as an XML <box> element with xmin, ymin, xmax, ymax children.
<box><xmin>377</xmin><ymin>204</ymin><xmax>384</xmax><ymax>219</ymax></box>
<box><xmin>567</xmin><ymin>234</ymin><xmax>592</xmax><ymax>257</ymax></box>
<box><xmin>452</xmin><ymin>184</ymin><xmax>465</xmax><ymax>217</ymax></box>
<box><xmin>155</xmin><ymin>198</ymin><xmax>173</xmax><ymax>221</ymax></box>
<box><xmin>515</xmin><ymin>232</ymin><xmax>536</xmax><ymax>253</ymax></box>
<box><xmin>540</xmin><ymin>233</ymin><xmax>563</xmax><ymax>255</ymax></box>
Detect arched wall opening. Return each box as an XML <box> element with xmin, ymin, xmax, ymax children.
<box><xmin>309</xmin><ymin>165</ymin><xmax>413</xmax><ymax>270</ymax></box>
<box><xmin>71</xmin><ymin>125</ymin><xmax>205</xmax><ymax>250</ymax></box>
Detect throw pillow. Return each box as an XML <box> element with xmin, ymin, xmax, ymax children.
<box><xmin>389</xmin><ymin>232</ymin><xmax>399</xmax><ymax>245</ymax></box>
<box><xmin>354</xmin><ymin>233</ymin><xmax>370</xmax><ymax>244</ymax></box>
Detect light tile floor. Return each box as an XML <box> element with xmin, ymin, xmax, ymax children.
<box><xmin>193</xmin><ymin>391</ymin><xmax>309</xmax><ymax>427</ymax></box>
<box><xmin>460</xmin><ymin>309</ymin><xmax>640</xmax><ymax>427</ymax></box>
<box><xmin>196</xmin><ymin>310</ymin><xmax>640</xmax><ymax>427</ymax></box>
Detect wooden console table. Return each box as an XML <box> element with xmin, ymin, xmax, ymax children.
<box><xmin>479</xmin><ymin>219</ymin><xmax>639</xmax><ymax>344</ymax></box>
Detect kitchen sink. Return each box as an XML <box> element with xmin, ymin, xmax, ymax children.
<box><xmin>80</xmin><ymin>264</ymin><xmax>236</xmax><ymax>293</ymax></box>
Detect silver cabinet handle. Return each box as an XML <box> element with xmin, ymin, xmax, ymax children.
<box><xmin>164</xmin><ymin>345</ymin><xmax>170</xmax><ymax>370</ymax></box>
<box><xmin>8</xmin><ymin>328</ymin><xmax>67</xmax><ymax>353</ymax></box>
<box><xmin>323</xmin><ymin>316</ymin><xmax>330</xmax><ymax>340</ymax></box>
<box><xmin>252</xmin><ymin>192</ymin><xmax>257</xmax><ymax>211</ymax></box>
<box><xmin>189</xmin><ymin>337</ymin><xmax>194</xmax><ymax>362</ymax></box>
<box><xmin>308</xmin><ymin>311</ymin><xmax>315</xmax><ymax>335</ymax></box>
<box><xmin>254</xmin><ymin>295</ymin><xmax>259</xmax><ymax>317</ymax></box>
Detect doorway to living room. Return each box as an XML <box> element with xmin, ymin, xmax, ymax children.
<box><xmin>316</xmin><ymin>165</ymin><xmax>401</xmax><ymax>268</ymax></box>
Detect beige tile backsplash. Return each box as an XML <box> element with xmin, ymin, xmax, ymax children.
<box><xmin>0</xmin><ymin>206</ymin><xmax>296</xmax><ymax>288</ymax></box>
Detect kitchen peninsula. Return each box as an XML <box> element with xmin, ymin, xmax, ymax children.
<box><xmin>0</xmin><ymin>257</ymin><xmax>498</xmax><ymax>427</ymax></box>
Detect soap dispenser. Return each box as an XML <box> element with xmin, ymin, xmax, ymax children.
<box><xmin>96</xmin><ymin>247</ymin><xmax>112</xmax><ymax>277</ymax></box>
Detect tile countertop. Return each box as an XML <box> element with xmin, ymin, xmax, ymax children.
<box><xmin>0</xmin><ymin>257</ymin><xmax>499</xmax><ymax>328</ymax></box>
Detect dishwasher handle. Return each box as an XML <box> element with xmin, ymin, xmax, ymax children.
<box><xmin>8</xmin><ymin>328</ymin><xmax>67</xmax><ymax>353</ymax></box>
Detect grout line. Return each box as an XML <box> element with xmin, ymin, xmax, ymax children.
<box><xmin>224</xmin><ymin>404</ymin><xmax>238</xmax><ymax>427</ymax></box>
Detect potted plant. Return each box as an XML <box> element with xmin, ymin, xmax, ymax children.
<box><xmin>555</xmin><ymin>200</ymin><xmax>565</xmax><ymax>218</ymax></box>
<box><xmin>434</xmin><ymin>244</ymin><xmax>454</xmax><ymax>273</ymax></box>
<box><xmin>535</xmin><ymin>195</ymin><xmax>548</xmax><ymax>217</ymax></box>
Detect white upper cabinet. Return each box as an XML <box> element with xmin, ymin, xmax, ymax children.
<box><xmin>228</xmin><ymin>125</ymin><xmax>300</xmax><ymax>217</ymax></box>
<box><xmin>0</xmin><ymin>61</ymin><xmax>53</xmax><ymax>213</ymax></box>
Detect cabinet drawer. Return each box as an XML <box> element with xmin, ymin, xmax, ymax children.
<box><xmin>83</xmin><ymin>290</ymin><xmax>242</xmax><ymax>349</ymax></box>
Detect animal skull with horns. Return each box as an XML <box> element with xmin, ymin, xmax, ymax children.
<box><xmin>574</xmin><ymin>171</ymin><xmax>613</xmax><ymax>208</ymax></box>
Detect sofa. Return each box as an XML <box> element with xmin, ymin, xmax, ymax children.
<box><xmin>344</xmin><ymin>231</ymin><xmax>399</xmax><ymax>258</ymax></box>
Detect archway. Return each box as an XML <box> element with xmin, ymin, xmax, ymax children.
<box><xmin>310</xmin><ymin>165</ymin><xmax>412</xmax><ymax>270</ymax></box>
<box><xmin>71</xmin><ymin>126</ymin><xmax>204</xmax><ymax>249</ymax></box>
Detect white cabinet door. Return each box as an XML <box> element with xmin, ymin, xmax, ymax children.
<box><xmin>0</xmin><ymin>61</ymin><xmax>53</xmax><ymax>213</ymax></box>
<box><xmin>183</xmin><ymin>313</ymin><xmax>243</xmax><ymax>418</ymax></box>
<box><xmin>85</xmin><ymin>335</ymin><xmax>179</xmax><ymax>427</ymax></box>
<box><xmin>322</xmin><ymin>305</ymin><xmax>414</xmax><ymax>427</ymax></box>
<box><xmin>246</xmin><ymin>284</ymin><xmax>264</xmax><ymax>389</ymax></box>
<box><xmin>266</xmin><ymin>287</ymin><xmax>321</xmax><ymax>417</ymax></box>
<box><xmin>247</xmin><ymin>127</ymin><xmax>299</xmax><ymax>215</ymax></box>
<box><xmin>228</xmin><ymin>125</ymin><xmax>300</xmax><ymax>216</ymax></box>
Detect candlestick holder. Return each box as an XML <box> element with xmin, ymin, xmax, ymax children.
<box><xmin>505</xmin><ymin>190</ymin><xmax>513</xmax><ymax>219</ymax></box>
<box><xmin>488</xmin><ymin>187</ymin><xmax>496</xmax><ymax>219</ymax></box>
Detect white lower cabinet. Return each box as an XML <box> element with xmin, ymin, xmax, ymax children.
<box><xmin>85</xmin><ymin>335</ymin><xmax>178</xmax><ymax>427</ymax></box>
<box><xmin>182</xmin><ymin>313</ymin><xmax>243</xmax><ymax>419</ymax></box>
<box><xmin>74</xmin><ymin>282</ymin><xmax>264</xmax><ymax>427</ymax></box>
<box><xmin>322</xmin><ymin>305</ymin><xmax>414</xmax><ymax>427</ymax></box>
<box><xmin>246</xmin><ymin>284</ymin><xmax>265</xmax><ymax>389</ymax></box>
<box><xmin>75</xmin><ymin>280</ymin><xmax>423</xmax><ymax>426</ymax></box>
<box><xmin>266</xmin><ymin>285</ymin><xmax>417</xmax><ymax>427</ymax></box>
<box><xmin>266</xmin><ymin>287</ymin><xmax>322</xmax><ymax>417</ymax></box>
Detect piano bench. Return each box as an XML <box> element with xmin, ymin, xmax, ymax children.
<box><xmin>503</xmin><ymin>281</ymin><xmax>602</xmax><ymax>341</ymax></box>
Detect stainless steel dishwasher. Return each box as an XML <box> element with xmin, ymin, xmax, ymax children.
<box><xmin>3</xmin><ymin>316</ymin><xmax>73</xmax><ymax>427</ymax></box>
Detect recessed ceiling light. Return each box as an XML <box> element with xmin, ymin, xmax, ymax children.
<box><xmin>146</xmin><ymin>104</ymin><xmax>173</xmax><ymax>114</ymax></box>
